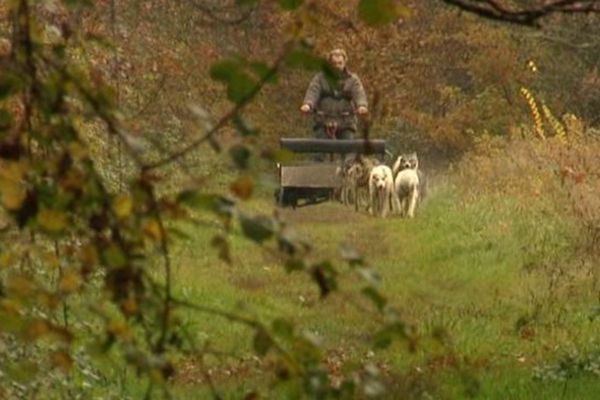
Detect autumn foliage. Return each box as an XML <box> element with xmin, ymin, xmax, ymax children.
<box><xmin>2</xmin><ymin>0</ymin><xmax>600</xmax><ymax>398</ymax></box>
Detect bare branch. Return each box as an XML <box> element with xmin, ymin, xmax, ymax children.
<box><xmin>440</xmin><ymin>0</ymin><xmax>600</xmax><ymax>26</ymax></box>
<box><xmin>187</xmin><ymin>0</ymin><xmax>257</xmax><ymax>25</ymax></box>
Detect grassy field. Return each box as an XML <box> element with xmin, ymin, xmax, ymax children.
<box><xmin>157</xmin><ymin>176</ymin><xmax>600</xmax><ymax>399</ymax></box>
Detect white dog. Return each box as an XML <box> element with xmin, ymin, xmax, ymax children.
<box><xmin>392</xmin><ymin>152</ymin><xmax>420</xmax><ymax>218</ymax></box>
<box><xmin>368</xmin><ymin>164</ymin><xmax>394</xmax><ymax>217</ymax></box>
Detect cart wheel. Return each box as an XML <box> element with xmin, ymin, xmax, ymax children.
<box><xmin>276</xmin><ymin>188</ymin><xmax>298</xmax><ymax>208</ymax></box>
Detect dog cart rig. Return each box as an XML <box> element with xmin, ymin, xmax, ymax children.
<box><xmin>275</xmin><ymin>138</ymin><xmax>386</xmax><ymax>208</ymax></box>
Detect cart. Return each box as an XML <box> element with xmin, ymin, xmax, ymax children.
<box><xmin>276</xmin><ymin>138</ymin><xmax>386</xmax><ymax>208</ymax></box>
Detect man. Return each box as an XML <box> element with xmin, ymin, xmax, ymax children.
<box><xmin>300</xmin><ymin>48</ymin><xmax>368</xmax><ymax>140</ymax></box>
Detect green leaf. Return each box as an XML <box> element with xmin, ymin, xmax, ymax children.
<box><xmin>239</xmin><ymin>214</ymin><xmax>274</xmax><ymax>243</ymax></box>
<box><xmin>227</xmin><ymin>71</ymin><xmax>256</xmax><ymax>103</ymax></box>
<box><xmin>249</xmin><ymin>62</ymin><xmax>277</xmax><ymax>83</ymax></box>
<box><xmin>102</xmin><ymin>244</ymin><xmax>127</xmax><ymax>268</ymax></box>
<box><xmin>210</xmin><ymin>59</ymin><xmax>260</xmax><ymax>103</ymax></box>
<box><xmin>284</xmin><ymin>258</ymin><xmax>305</xmax><ymax>272</ymax></box>
<box><xmin>0</xmin><ymin>109</ymin><xmax>13</xmax><ymax>132</ymax></box>
<box><xmin>358</xmin><ymin>0</ymin><xmax>403</xmax><ymax>26</ymax></box>
<box><xmin>373</xmin><ymin>322</ymin><xmax>407</xmax><ymax>349</ymax></box>
<box><xmin>0</xmin><ymin>74</ymin><xmax>21</xmax><ymax>100</ymax></box>
<box><xmin>209</xmin><ymin>59</ymin><xmax>240</xmax><ymax>82</ymax></box>
<box><xmin>279</xmin><ymin>0</ymin><xmax>303</xmax><ymax>10</ymax></box>
<box><xmin>285</xmin><ymin>49</ymin><xmax>324</xmax><ymax>71</ymax></box>
<box><xmin>272</xmin><ymin>318</ymin><xmax>294</xmax><ymax>339</ymax></box>
<box><xmin>211</xmin><ymin>235</ymin><xmax>232</xmax><ymax>264</ymax></box>
<box><xmin>177</xmin><ymin>191</ymin><xmax>235</xmax><ymax>217</ymax></box>
<box><xmin>311</xmin><ymin>261</ymin><xmax>338</xmax><ymax>298</ymax></box>
<box><xmin>253</xmin><ymin>328</ymin><xmax>272</xmax><ymax>356</ymax></box>
<box><xmin>232</xmin><ymin>113</ymin><xmax>258</xmax><ymax>136</ymax></box>
<box><xmin>229</xmin><ymin>144</ymin><xmax>251</xmax><ymax>169</ymax></box>
<box><xmin>177</xmin><ymin>191</ymin><xmax>218</xmax><ymax>210</ymax></box>
<box><xmin>362</xmin><ymin>286</ymin><xmax>387</xmax><ymax>311</ymax></box>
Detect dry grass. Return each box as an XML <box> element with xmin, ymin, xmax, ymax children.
<box><xmin>456</xmin><ymin>132</ymin><xmax>600</xmax><ymax>256</ymax></box>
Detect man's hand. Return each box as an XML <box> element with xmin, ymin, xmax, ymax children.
<box><xmin>300</xmin><ymin>104</ymin><xmax>311</xmax><ymax>113</ymax></box>
<box><xmin>357</xmin><ymin>106</ymin><xmax>368</xmax><ymax>115</ymax></box>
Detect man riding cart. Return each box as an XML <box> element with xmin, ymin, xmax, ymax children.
<box><xmin>300</xmin><ymin>48</ymin><xmax>369</xmax><ymax>141</ymax></box>
<box><xmin>276</xmin><ymin>48</ymin><xmax>383</xmax><ymax>208</ymax></box>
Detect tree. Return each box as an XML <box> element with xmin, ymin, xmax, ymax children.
<box><xmin>0</xmin><ymin>1</ymin><xmax>406</xmax><ymax>398</ymax></box>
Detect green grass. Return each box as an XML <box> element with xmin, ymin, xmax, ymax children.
<box><xmin>154</xmin><ymin>179</ymin><xmax>600</xmax><ymax>399</ymax></box>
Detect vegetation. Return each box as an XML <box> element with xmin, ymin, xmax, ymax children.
<box><xmin>0</xmin><ymin>0</ymin><xmax>599</xmax><ymax>398</ymax></box>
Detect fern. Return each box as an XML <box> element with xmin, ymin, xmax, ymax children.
<box><xmin>520</xmin><ymin>87</ymin><xmax>545</xmax><ymax>140</ymax></box>
<box><xmin>541</xmin><ymin>104</ymin><xmax>567</xmax><ymax>142</ymax></box>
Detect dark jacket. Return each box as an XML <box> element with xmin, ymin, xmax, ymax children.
<box><xmin>303</xmin><ymin>69</ymin><xmax>368</xmax><ymax>131</ymax></box>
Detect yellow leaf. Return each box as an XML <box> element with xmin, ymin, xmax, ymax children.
<box><xmin>230</xmin><ymin>175</ymin><xmax>254</xmax><ymax>200</ymax></box>
<box><xmin>50</xmin><ymin>350</ymin><xmax>73</xmax><ymax>372</ymax></box>
<box><xmin>78</xmin><ymin>244</ymin><xmax>98</xmax><ymax>267</ymax></box>
<box><xmin>1</xmin><ymin>298</ymin><xmax>22</xmax><ymax>314</ymax></box>
<box><xmin>107</xmin><ymin>319</ymin><xmax>132</xmax><ymax>340</ymax></box>
<box><xmin>121</xmin><ymin>297</ymin><xmax>139</xmax><ymax>315</ymax></box>
<box><xmin>0</xmin><ymin>182</ymin><xmax>26</xmax><ymax>210</ymax></box>
<box><xmin>0</xmin><ymin>251</ymin><xmax>16</xmax><ymax>269</ymax></box>
<box><xmin>37</xmin><ymin>209</ymin><xmax>67</xmax><ymax>232</ymax></box>
<box><xmin>143</xmin><ymin>219</ymin><xmax>162</xmax><ymax>242</ymax></box>
<box><xmin>112</xmin><ymin>194</ymin><xmax>133</xmax><ymax>219</ymax></box>
<box><xmin>24</xmin><ymin>319</ymin><xmax>50</xmax><ymax>340</ymax></box>
<box><xmin>7</xmin><ymin>274</ymin><xmax>35</xmax><ymax>296</ymax></box>
<box><xmin>68</xmin><ymin>141</ymin><xmax>88</xmax><ymax>161</ymax></box>
<box><xmin>149</xmin><ymin>368</ymin><xmax>165</xmax><ymax>384</ymax></box>
<box><xmin>42</xmin><ymin>251</ymin><xmax>60</xmax><ymax>269</ymax></box>
<box><xmin>59</xmin><ymin>270</ymin><xmax>81</xmax><ymax>293</ymax></box>
<box><xmin>0</xmin><ymin>160</ymin><xmax>28</xmax><ymax>180</ymax></box>
<box><xmin>0</xmin><ymin>161</ymin><xmax>28</xmax><ymax>209</ymax></box>
<box><xmin>37</xmin><ymin>292</ymin><xmax>60</xmax><ymax>309</ymax></box>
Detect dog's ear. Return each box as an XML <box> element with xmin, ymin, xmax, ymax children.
<box><xmin>413</xmin><ymin>156</ymin><xmax>420</xmax><ymax>170</ymax></box>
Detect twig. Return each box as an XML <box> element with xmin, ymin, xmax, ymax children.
<box><xmin>149</xmin><ymin>186</ymin><xmax>174</xmax><ymax>353</ymax></box>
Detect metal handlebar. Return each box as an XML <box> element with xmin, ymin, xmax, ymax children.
<box><xmin>313</xmin><ymin>110</ymin><xmax>352</xmax><ymax>117</ymax></box>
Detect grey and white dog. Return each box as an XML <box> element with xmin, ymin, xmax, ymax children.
<box><xmin>339</xmin><ymin>155</ymin><xmax>379</xmax><ymax>211</ymax></box>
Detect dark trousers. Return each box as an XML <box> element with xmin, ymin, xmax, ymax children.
<box><xmin>314</xmin><ymin>125</ymin><xmax>354</xmax><ymax>140</ymax></box>
<box><xmin>313</xmin><ymin>125</ymin><xmax>355</xmax><ymax>161</ymax></box>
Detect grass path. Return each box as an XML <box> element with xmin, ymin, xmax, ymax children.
<box><xmin>168</xmin><ymin>180</ymin><xmax>600</xmax><ymax>398</ymax></box>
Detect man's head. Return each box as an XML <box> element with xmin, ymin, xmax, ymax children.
<box><xmin>328</xmin><ymin>48</ymin><xmax>347</xmax><ymax>71</ymax></box>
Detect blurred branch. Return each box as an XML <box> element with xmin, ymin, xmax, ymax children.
<box><xmin>526</xmin><ymin>31</ymin><xmax>600</xmax><ymax>48</ymax></box>
<box><xmin>148</xmin><ymin>186</ymin><xmax>173</xmax><ymax>354</ymax></box>
<box><xmin>187</xmin><ymin>0</ymin><xmax>257</xmax><ymax>25</ymax></box>
<box><xmin>441</xmin><ymin>0</ymin><xmax>600</xmax><ymax>26</ymax></box>
<box><xmin>130</xmin><ymin>73</ymin><xmax>167</xmax><ymax>118</ymax></box>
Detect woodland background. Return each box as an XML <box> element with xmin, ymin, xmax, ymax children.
<box><xmin>1</xmin><ymin>0</ymin><xmax>600</xmax><ymax>399</ymax></box>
